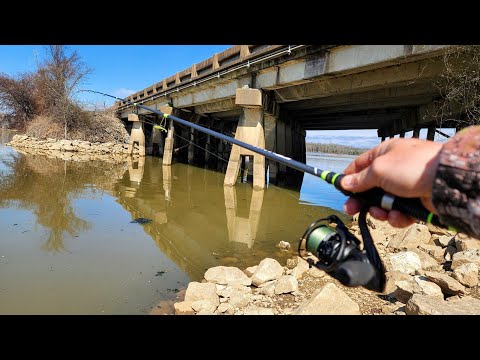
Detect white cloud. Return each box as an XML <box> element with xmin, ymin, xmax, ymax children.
<box><xmin>112</xmin><ymin>88</ymin><xmax>136</xmax><ymax>98</ymax></box>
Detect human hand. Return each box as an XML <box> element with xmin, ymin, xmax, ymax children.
<box><xmin>340</xmin><ymin>138</ymin><xmax>444</xmax><ymax>228</ymax></box>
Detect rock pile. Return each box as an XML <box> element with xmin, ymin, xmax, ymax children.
<box><xmin>172</xmin><ymin>215</ymin><xmax>480</xmax><ymax>315</ymax></box>
<box><xmin>7</xmin><ymin>134</ymin><xmax>139</xmax><ymax>160</ymax></box>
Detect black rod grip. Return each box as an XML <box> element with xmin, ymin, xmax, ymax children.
<box><xmin>332</xmin><ymin>173</ymin><xmax>443</xmax><ymax>227</ymax></box>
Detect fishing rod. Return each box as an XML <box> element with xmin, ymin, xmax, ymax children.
<box><xmin>83</xmin><ymin>89</ymin><xmax>457</xmax><ymax>293</ymax></box>
<box><xmin>83</xmin><ymin>89</ymin><xmax>447</xmax><ymax>230</ymax></box>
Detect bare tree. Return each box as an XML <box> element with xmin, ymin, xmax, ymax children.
<box><xmin>36</xmin><ymin>45</ymin><xmax>92</xmax><ymax>138</ymax></box>
<box><xmin>0</xmin><ymin>72</ymin><xmax>37</xmax><ymax>130</ymax></box>
<box><xmin>432</xmin><ymin>45</ymin><xmax>480</xmax><ymax>130</ymax></box>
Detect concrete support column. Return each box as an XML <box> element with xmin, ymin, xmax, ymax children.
<box><xmin>426</xmin><ymin>125</ymin><xmax>435</xmax><ymax>141</ymax></box>
<box><xmin>151</xmin><ymin>124</ymin><xmax>163</xmax><ymax>156</ymax></box>
<box><xmin>162</xmin><ymin>106</ymin><xmax>174</xmax><ymax>165</ymax></box>
<box><xmin>205</xmin><ymin>134</ymin><xmax>211</xmax><ymax>164</ymax></box>
<box><xmin>224</xmin><ymin>86</ymin><xmax>265</xmax><ymax>189</ymax></box>
<box><xmin>188</xmin><ymin>127</ymin><xmax>195</xmax><ymax>164</ymax></box>
<box><xmin>412</xmin><ymin>127</ymin><xmax>420</xmax><ymax>138</ymax></box>
<box><xmin>127</xmin><ymin>114</ymin><xmax>145</xmax><ymax>156</ymax></box>
<box><xmin>264</xmin><ymin>114</ymin><xmax>278</xmax><ymax>181</ymax></box>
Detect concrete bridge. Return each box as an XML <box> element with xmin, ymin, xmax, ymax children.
<box><xmin>116</xmin><ymin>45</ymin><xmax>455</xmax><ymax>188</ymax></box>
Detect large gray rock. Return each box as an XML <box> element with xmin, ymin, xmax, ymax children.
<box><xmin>243</xmin><ymin>305</ymin><xmax>275</xmax><ymax>315</ymax></box>
<box><xmin>393</xmin><ymin>276</ymin><xmax>443</xmax><ymax>303</ymax></box>
<box><xmin>307</xmin><ymin>266</ymin><xmax>327</xmax><ymax>278</ymax></box>
<box><xmin>185</xmin><ymin>282</ymin><xmax>220</xmax><ymax>306</ymax></box>
<box><xmin>424</xmin><ymin>271</ymin><xmax>466</xmax><ymax>296</ymax></box>
<box><xmin>451</xmin><ymin>249</ymin><xmax>480</xmax><ymax>269</ymax></box>
<box><xmin>406</xmin><ymin>294</ymin><xmax>480</xmax><ymax>315</ymax></box>
<box><xmin>204</xmin><ymin>266</ymin><xmax>251</xmax><ymax>286</ymax></box>
<box><xmin>277</xmin><ymin>241</ymin><xmax>291</xmax><ymax>251</ymax></box>
<box><xmin>217</xmin><ymin>284</ymin><xmax>251</xmax><ymax>299</ymax></box>
<box><xmin>388</xmin><ymin>224</ymin><xmax>431</xmax><ymax>250</ymax></box>
<box><xmin>251</xmin><ymin>258</ymin><xmax>284</xmax><ymax>286</ymax></box>
<box><xmin>256</xmin><ymin>281</ymin><xmax>276</xmax><ymax>297</ymax></box>
<box><xmin>293</xmin><ymin>283</ymin><xmax>361</xmax><ymax>315</ymax></box>
<box><xmin>393</xmin><ymin>280</ymin><xmax>418</xmax><ymax>303</ymax></box>
<box><xmin>410</xmin><ymin>249</ymin><xmax>442</xmax><ymax>271</ymax></box>
<box><xmin>191</xmin><ymin>299</ymin><xmax>218</xmax><ymax>313</ymax></box>
<box><xmin>216</xmin><ymin>303</ymin><xmax>234</xmax><ymax>315</ymax></box>
<box><xmin>426</xmin><ymin>223</ymin><xmax>456</xmax><ymax>237</ymax></box>
<box><xmin>244</xmin><ymin>266</ymin><xmax>258</xmax><ymax>277</ymax></box>
<box><xmin>291</xmin><ymin>258</ymin><xmax>310</xmax><ymax>279</ymax></box>
<box><xmin>387</xmin><ymin>251</ymin><xmax>422</xmax><ymax>274</ymax></box>
<box><xmin>418</xmin><ymin>244</ymin><xmax>446</xmax><ymax>262</ymax></box>
<box><xmin>228</xmin><ymin>289</ymin><xmax>252</xmax><ymax>309</ymax></box>
<box><xmin>434</xmin><ymin>235</ymin><xmax>455</xmax><ymax>248</ymax></box>
<box><xmin>274</xmin><ymin>275</ymin><xmax>298</xmax><ymax>294</ymax></box>
<box><xmin>384</xmin><ymin>271</ymin><xmax>413</xmax><ymax>294</ymax></box>
<box><xmin>174</xmin><ymin>301</ymin><xmax>195</xmax><ymax>315</ymax></box>
<box><xmin>366</xmin><ymin>214</ymin><xmax>398</xmax><ymax>237</ymax></box>
<box><xmin>452</xmin><ymin>263</ymin><xmax>479</xmax><ymax>287</ymax></box>
<box><xmin>455</xmin><ymin>234</ymin><xmax>480</xmax><ymax>251</ymax></box>
<box><xmin>369</xmin><ymin>228</ymin><xmax>388</xmax><ymax>245</ymax></box>
<box><xmin>286</xmin><ymin>258</ymin><xmax>299</xmax><ymax>269</ymax></box>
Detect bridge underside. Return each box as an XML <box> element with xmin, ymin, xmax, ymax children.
<box><xmin>117</xmin><ymin>45</ymin><xmax>464</xmax><ymax>189</ymax></box>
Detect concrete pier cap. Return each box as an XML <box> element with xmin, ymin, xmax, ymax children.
<box><xmin>235</xmin><ymin>85</ymin><xmax>262</xmax><ymax>108</ymax></box>
<box><xmin>128</xmin><ymin>114</ymin><xmax>140</xmax><ymax>122</ymax></box>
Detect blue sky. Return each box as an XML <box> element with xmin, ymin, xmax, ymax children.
<box><xmin>1</xmin><ymin>45</ymin><xmax>455</xmax><ymax>147</ymax></box>
<box><xmin>0</xmin><ymin>45</ymin><xmax>231</xmax><ymax>105</ymax></box>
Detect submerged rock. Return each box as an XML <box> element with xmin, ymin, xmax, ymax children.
<box><xmin>130</xmin><ymin>218</ymin><xmax>152</xmax><ymax>224</ymax></box>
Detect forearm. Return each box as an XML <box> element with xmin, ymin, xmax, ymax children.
<box><xmin>432</xmin><ymin>125</ymin><xmax>480</xmax><ymax>238</ymax></box>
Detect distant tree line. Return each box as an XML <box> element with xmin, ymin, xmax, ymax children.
<box><xmin>306</xmin><ymin>143</ymin><xmax>368</xmax><ymax>155</ymax></box>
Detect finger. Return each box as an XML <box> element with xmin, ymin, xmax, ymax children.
<box><xmin>340</xmin><ymin>163</ymin><xmax>379</xmax><ymax>193</ymax></box>
<box><xmin>368</xmin><ymin>206</ymin><xmax>388</xmax><ymax>221</ymax></box>
<box><xmin>387</xmin><ymin>210</ymin><xmax>416</xmax><ymax>228</ymax></box>
<box><xmin>343</xmin><ymin>197</ymin><xmax>362</xmax><ymax>215</ymax></box>
<box><xmin>343</xmin><ymin>146</ymin><xmax>378</xmax><ymax>174</ymax></box>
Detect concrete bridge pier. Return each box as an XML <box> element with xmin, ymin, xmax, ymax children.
<box><xmin>150</xmin><ymin>119</ymin><xmax>164</xmax><ymax>156</ymax></box>
<box><xmin>127</xmin><ymin>114</ymin><xmax>145</xmax><ymax>157</ymax></box>
<box><xmin>224</xmin><ymin>86</ymin><xmax>265</xmax><ymax>189</ymax></box>
<box><xmin>161</xmin><ymin>106</ymin><xmax>174</xmax><ymax>165</ymax></box>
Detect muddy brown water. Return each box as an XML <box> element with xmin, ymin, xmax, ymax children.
<box><xmin>0</xmin><ymin>131</ymin><xmax>352</xmax><ymax>314</ymax></box>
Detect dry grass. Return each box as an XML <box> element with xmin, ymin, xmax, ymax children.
<box><xmin>25</xmin><ymin>107</ymin><xmax>129</xmax><ymax>143</ymax></box>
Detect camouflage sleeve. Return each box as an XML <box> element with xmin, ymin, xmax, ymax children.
<box><xmin>431</xmin><ymin>125</ymin><xmax>480</xmax><ymax>238</ymax></box>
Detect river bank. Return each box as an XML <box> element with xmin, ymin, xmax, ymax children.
<box><xmin>158</xmin><ymin>215</ymin><xmax>480</xmax><ymax>315</ymax></box>
<box><xmin>6</xmin><ymin>134</ymin><xmax>139</xmax><ymax>161</ymax></box>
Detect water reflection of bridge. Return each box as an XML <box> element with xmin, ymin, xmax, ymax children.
<box><xmin>113</xmin><ymin>157</ymin><xmax>267</xmax><ymax>280</ymax></box>
<box><xmin>112</xmin><ymin>156</ymin><xmax>342</xmax><ymax>281</ymax></box>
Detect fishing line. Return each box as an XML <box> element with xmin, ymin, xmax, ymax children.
<box><xmin>80</xmin><ymin>89</ymin><xmax>452</xmax><ymax>230</ymax></box>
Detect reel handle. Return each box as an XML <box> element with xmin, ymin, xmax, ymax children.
<box><xmin>335</xmin><ymin>260</ymin><xmax>376</xmax><ymax>287</ymax></box>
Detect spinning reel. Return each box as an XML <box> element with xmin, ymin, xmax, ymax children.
<box><xmin>298</xmin><ymin>208</ymin><xmax>386</xmax><ymax>292</ymax></box>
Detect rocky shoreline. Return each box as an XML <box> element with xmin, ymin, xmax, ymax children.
<box><xmin>160</xmin><ymin>215</ymin><xmax>480</xmax><ymax>315</ymax></box>
<box><xmin>6</xmin><ymin>134</ymin><xmax>140</xmax><ymax>161</ymax></box>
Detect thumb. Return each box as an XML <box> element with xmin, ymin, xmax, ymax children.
<box><xmin>340</xmin><ymin>165</ymin><xmax>378</xmax><ymax>193</ymax></box>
